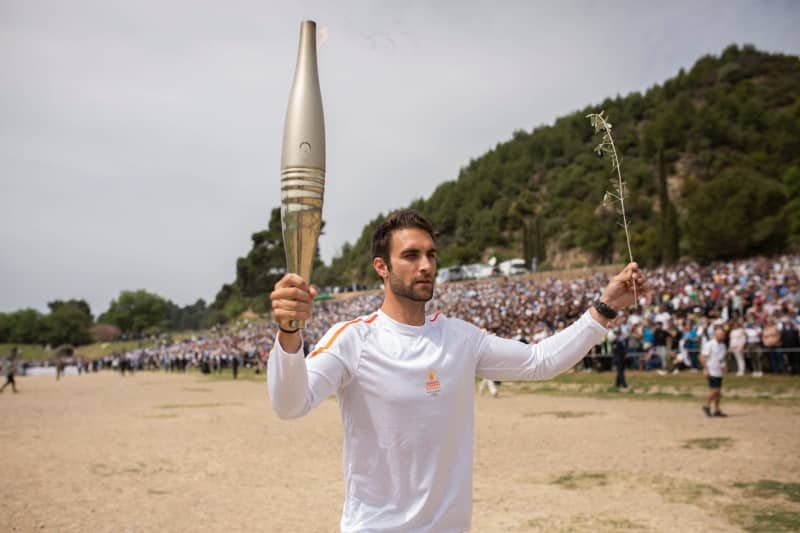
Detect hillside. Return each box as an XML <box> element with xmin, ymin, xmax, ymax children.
<box><xmin>214</xmin><ymin>44</ymin><xmax>800</xmax><ymax>313</ymax></box>
<box><xmin>317</xmin><ymin>44</ymin><xmax>799</xmax><ymax>284</ymax></box>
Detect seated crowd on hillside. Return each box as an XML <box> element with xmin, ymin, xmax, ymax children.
<box><xmin>91</xmin><ymin>255</ymin><xmax>800</xmax><ymax>377</ymax></box>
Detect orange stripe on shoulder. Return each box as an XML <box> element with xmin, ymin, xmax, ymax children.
<box><xmin>430</xmin><ymin>312</ymin><xmax>441</xmax><ymax>322</ymax></box>
<box><xmin>310</xmin><ymin>313</ymin><xmax>378</xmax><ymax>358</ymax></box>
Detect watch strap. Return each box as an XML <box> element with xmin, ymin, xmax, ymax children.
<box><xmin>593</xmin><ymin>299</ymin><xmax>618</xmax><ymax>320</ymax></box>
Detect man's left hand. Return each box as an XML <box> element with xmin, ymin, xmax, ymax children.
<box><xmin>600</xmin><ymin>262</ymin><xmax>647</xmax><ymax>311</ymax></box>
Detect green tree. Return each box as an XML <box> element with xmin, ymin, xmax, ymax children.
<box><xmin>0</xmin><ymin>313</ymin><xmax>9</xmax><ymax>343</ymax></box>
<box><xmin>657</xmin><ymin>149</ymin><xmax>680</xmax><ymax>264</ymax></box>
<box><xmin>98</xmin><ymin>290</ymin><xmax>170</xmax><ymax>334</ymax></box>
<box><xmin>4</xmin><ymin>309</ymin><xmax>46</xmax><ymax>344</ymax></box>
<box><xmin>687</xmin><ymin>169</ymin><xmax>788</xmax><ymax>261</ymax></box>
<box><xmin>47</xmin><ymin>299</ymin><xmax>93</xmax><ymax>321</ymax></box>
<box><xmin>165</xmin><ymin>299</ymin><xmax>210</xmax><ymax>331</ymax></box>
<box><xmin>213</xmin><ymin>207</ymin><xmax>299</xmax><ymax>317</ymax></box>
<box><xmin>43</xmin><ymin>301</ymin><xmax>93</xmax><ymax>346</ymax></box>
<box><xmin>782</xmin><ymin>166</ymin><xmax>800</xmax><ymax>249</ymax></box>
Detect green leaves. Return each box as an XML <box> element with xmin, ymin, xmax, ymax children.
<box><xmin>686</xmin><ymin>169</ymin><xmax>789</xmax><ymax>260</ymax></box>
<box><xmin>589</xmin><ymin>111</ymin><xmax>618</xmax><ymax>162</ymax></box>
<box><xmin>98</xmin><ymin>290</ymin><xmax>170</xmax><ymax>335</ymax></box>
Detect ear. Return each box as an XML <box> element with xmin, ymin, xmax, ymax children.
<box><xmin>373</xmin><ymin>257</ymin><xmax>389</xmax><ymax>279</ymax></box>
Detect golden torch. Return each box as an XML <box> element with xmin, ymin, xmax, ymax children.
<box><xmin>280</xmin><ymin>20</ymin><xmax>325</xmax><ymax>330</ymax></box>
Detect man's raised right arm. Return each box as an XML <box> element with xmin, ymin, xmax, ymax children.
<box><xmin>267</xmin><ymin>274</ymin><xmax>350</xmax><ymax>419</ymax></box>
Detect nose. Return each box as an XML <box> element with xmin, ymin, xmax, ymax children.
<box><xmin>420</xmin><ymin>255</ymin><xmax>434</xmax><ymax>274</ymax></box>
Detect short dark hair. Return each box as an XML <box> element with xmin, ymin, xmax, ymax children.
<box><xmin>371</xmin><ymin>209</ymin><xmax>436</xmax><ymax>267</ymax></box>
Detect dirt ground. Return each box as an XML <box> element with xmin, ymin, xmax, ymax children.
<box><xmin>1</xmin><ymin>371</ymin><xmax>798</xmax><ymax>532</ymax></box>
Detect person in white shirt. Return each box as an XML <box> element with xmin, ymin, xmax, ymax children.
<box><xmin>700</xmin><ymin>325</ymin><xmax>728</xmax><ymax>417</ymax></box>
<box><xmin>268</xmin><ymin>209</ymin><xmax>646</xmax><ymax>533</ymax></box>
<box><xmin>744</xmin><ymin>320</ymin><xmax>763</xmax><ymax>377</ymax></box>
<box><xmin>728</xmin><ymin>320</ymin><xmax>747</xmax><ymax>376</ymax></box>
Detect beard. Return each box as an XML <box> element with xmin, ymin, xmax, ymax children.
<box><xmin>387</xmin><ymin>271</ymin><xmax>435</xmax><ymax>302</ymax></box>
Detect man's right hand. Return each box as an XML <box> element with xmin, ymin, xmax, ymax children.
<box><xmin>270</xmin><ymin>273</ymin><xmax>318</xmax><ymax>353</ymax></box>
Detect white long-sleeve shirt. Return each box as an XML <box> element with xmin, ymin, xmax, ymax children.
<box><xmin>268</xmin><ymin>309</ymin><xmax>607</xmax><ymax>532</ymax></box>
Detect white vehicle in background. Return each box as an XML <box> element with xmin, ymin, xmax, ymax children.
<box><xmin>498</xmin><ymin>258</ymin><xmax>528</xmax><ymax>276</ymax></box>
<box><xmin>462</xmin><ymin>263</ymin><xmax>496</xmax><ymax>280</ymax></box>
<box><xmin>436</xmin><ymin>265</ymin><xmax>466</xmax><ymax>284</ymax></box>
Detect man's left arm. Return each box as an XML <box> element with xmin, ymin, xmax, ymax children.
<box><xmin>476</xmin><ymin>262</ymin><xmax>646</xmax><ymax>381</ymax></box>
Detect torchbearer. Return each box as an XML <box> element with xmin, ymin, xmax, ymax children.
<box><xmin>279</xmin><ymin>20</ymin><xmax>325</xmax><ymax>333</ymax></box>
<box><xmin>269</xmin><ymin>208</ymin><xmax>647</xmax><ymax>532</ymax></box>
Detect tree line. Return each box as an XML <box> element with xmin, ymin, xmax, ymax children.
<box><xmin>0</xmin><ymin>294</ymin><xmax>214</xmax><ymax>348</ymax></box>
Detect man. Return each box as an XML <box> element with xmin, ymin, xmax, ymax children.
<box><xmin>651</xmin><ymin>320</ymin><xmax>670</xmax><ymax>370</ymax></box>
<box><xmin>55</xmin><ymin>357</ymin><xmax>65</xmax><ymax>380</ymax></box>
<box><xmin>743</xmin><ymin>317</ymin><xmax>762</xmax><ymax>377</ymax></box>
<box><xmin>611</xmin><ymin>328</ymin><xmax>628</xmax><ymax>388</ymax></box>
<box><xmin>268</xmin><ymin>209</ymin><xmax>645</xmax><ymax>532</ymax></box>
<box><xmin>231</xmin><ymin>351</ymin><xmax>240</xmax><ymax>379</ymax></box>
<box><xmin>700</xmin><ymin>325</ymin><xmax>728</xmax><ymax>417</ymax></box>
<box><xmin>781</xmin><ymin>315</ymin><xmax>800</xmax><ymax>375</ymax></box>
<box><xmin>728</xmin><ymin>319</ymin><xmax>747</xmax><ymax>376</ymax></box>
<box><xmin>762</xmin><ymin>317</ymin><xmax>783</xmax><ymax>374</ymax></box>
<box><xmin>1</xmin><ymin>348</ymin><xmax>18</xmax><ymax>394</ymax></box>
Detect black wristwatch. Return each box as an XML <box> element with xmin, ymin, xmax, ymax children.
<box><xmin>593</xmin><ymin>299</ymin><xmax>618</xmax><ymax>320</ymax></box>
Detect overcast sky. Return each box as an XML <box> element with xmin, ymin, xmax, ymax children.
<box><xmin>1</xmin><ymin>1</ymin><xmax>798</xmax><ymax>316</ymax></box>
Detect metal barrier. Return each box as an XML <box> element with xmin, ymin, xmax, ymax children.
<box><xmin>583</xmin><ymin>347</ymin><xmax>800</xmax><ymax>373</ymax></box>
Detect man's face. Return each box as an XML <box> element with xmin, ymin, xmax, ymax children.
<box><xmin>382</xmin><ymin>227</ymin><xmax>437</xmax><ymax>303</ymax></box>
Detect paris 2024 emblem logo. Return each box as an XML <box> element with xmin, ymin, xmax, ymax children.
<box><xmin>425</xmin><ymin>369</ymin><xmax>441</xmax><ymax>395</ymax></box>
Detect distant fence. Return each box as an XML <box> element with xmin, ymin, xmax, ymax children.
<box><xmin>23</xmin><ymin>365</ymin><xmax>81</xmax><ymax>377</ymax></box>
<box><xmin>586</xmin><ymin>347</ymin><xmax>800</xmax><ymax>373</ymax></box>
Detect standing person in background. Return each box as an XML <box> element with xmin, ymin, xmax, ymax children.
<box><xmin>781</xmin><ymin>315</ymin><xmax>800</xmax><ymax>375</ymax></box>
<box><xmin>668</xmin><ymin>321</ymin><xmax>682</xmax><ymax>369</ymax></box>
<box><xmin>701</xmin><ymin>325</ymin><xmax>728</xmax><ymax>417</ymax></box>
<box><xmin>641</xmin><ymin>320</ymin><xmax>654</xmax><ymax>370</ymax></box>
<box><xmin>651</xmin><ymin>321</ymin><xmax>670</xmax><ymax>370</ymax></box>
<box><xmin>744</xmin><ymin>318</ymin><xmax>762</xmax><ymax>377</ymax></box>
<box><xmin>611</xmin><ymin>329</ymin><xmax>628</xmax><ymax>388</ymax></box>
<box><xmin>729</xmin><ymin>320</ymin><xmax>747</xmax><ymax>376</ymax></box>
<box><xmin>231</xmin><ymin>353</ymin><xmax>240</xmax><ymax>380</ymax></box>
<box><xmin>684</xmin><ymin>321</ymin><xmax>701</xmax><ymax>370</ymax></box>
<box><xmin>626</xmin><ymin>325</ymin><xmax>643</xmax><ymax>372</ymax></box>
<box><xmin>762</xmin><ymin>318</ymin><xmax>783</xmax><ymax>374</ymax></box>
<box><xmin>0</xmin><ymin>348</ymin><xmax>18</xmax><ymax>394</ymax></box>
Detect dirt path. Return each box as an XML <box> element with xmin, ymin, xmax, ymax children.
<box><xmin>1</xmin><ymin>372</ymin><xmax>798</xmax><ymax>532</ymax></box>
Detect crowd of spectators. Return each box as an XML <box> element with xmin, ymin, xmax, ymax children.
<box><xmin>98</xmin><ymin>254</ymin><xmax>800</xmax><ymax>378</ymax></box>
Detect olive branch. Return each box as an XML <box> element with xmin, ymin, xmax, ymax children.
<box><xmin>587</xmin><ymin>110</ymin><xmax>637</xmax><ymax>305</ymax></box>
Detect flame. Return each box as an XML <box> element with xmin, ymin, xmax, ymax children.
<box><xmin>318</xmin><ymin>26</ymin><xmax>329</xmax><ymax>48</ymax></box>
